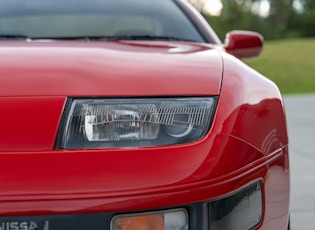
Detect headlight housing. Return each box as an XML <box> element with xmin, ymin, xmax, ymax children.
<box><xmin>58</xmin><ymin>97</ymin><xmax>216</xmax><ymax>149</ymax></box>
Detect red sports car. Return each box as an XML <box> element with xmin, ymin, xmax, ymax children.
<box><xmin>0</xmin><ymin>0</ymin><xmax>290</xmax><ymax>229</ymax></box>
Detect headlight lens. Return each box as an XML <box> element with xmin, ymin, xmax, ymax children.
<box><xmin>110</xmin><ymin>209</ymin><xmax>189</xmax><ymax>230</ymax></box>
<box><xmin>59</xmin><ymin>97</ymin><xmax>216</xmax><ymax>149</ymax></box>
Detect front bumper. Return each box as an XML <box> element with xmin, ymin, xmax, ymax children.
<box><xmin>0</xmin><ymin>182</ymin><xmax>262</xmax><ymax>230</ymax></box>
<box><xmin>0</xmin><ymin>133</ymin><xmax>289</xmax><ymax>229</ymax></box>
<box><xmin>0</xmin><ymin>146</ymin><xmax>289</xmax><ymax>230</ymax></box>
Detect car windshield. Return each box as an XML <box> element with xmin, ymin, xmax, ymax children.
<box><xmin>0</xmin><ymin>0</ymin><xmax>205</xmax><ymax>42</ymax></box>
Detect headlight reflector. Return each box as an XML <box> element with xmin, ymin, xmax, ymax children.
<box><xmin>84</xmin><ymin>104</ymin><xmax>159</xmax><ymax>141</ymax></box>
<box><xmin>59</xmin><ymin>97</ymin><xmax>216</xmax><ymax>149</ymax></box>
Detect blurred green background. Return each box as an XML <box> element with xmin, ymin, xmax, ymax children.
<box><xmin>188</xmin><ymin>0</ymin><xmax>315</xmax><ymax>94</ymax></box>
<box><xmin>246</xmin><ymin>39</ymin><xmax>315</xmax><ymax>95</ymax></box>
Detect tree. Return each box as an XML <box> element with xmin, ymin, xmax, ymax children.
<box><xmin>266</xmin><ymin>0</ymin><xmax>296</xmax><ymax>38</ymax></box>
<box><xmin>189</xmin><ymin>0</ymin><xmax>315</xmax><ymax>39</ymax></box>
<box><xmin>202</xmin><ymin>0</ymin><xmax>265</xmax><ymax>40</ymax></box>
<box><xmin>302</xmin><ymin>0</ymin><xmax>315</xmax><ymax>11</ymax></box>
<box><xmin>293</xmin><ymin>0</ymin><xmax>315</xmax><ymax>36</ymax></box>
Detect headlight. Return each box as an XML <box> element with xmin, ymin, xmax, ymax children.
<box><xmin>110</xmin><ymin>209</ymin><xmax>189</xmax><ymax>230</ymax></box>
<box><xmin>58</xmin><ymin>97</ymin><xmax>216</xmax><ymax>149</ymax></box>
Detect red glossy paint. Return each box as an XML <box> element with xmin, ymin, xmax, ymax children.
<box><xmin>224</xmin><ymin>30</ymin><xmax>264</xmax><ymax>58</ymax></box>
<box><xmin>0</xmin><ymin>41</ymin><xmax>222</xmax><ymax>97</ymax></box>
<box><xmin>0</xmin><ymin>97</ymin><xmax>66</xmax><ymax>151</ymax></box>
<box><xmin>0</xmin><ymin>0</ymin><xmax>289</xmax><ymax>229</ymax></box>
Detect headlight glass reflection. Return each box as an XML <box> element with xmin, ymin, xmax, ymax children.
<box><xmin>84</xmin><ymin>104</ymin><xmax>159</xmax><ymax>141</ymax></box>
<box><xmin>60</xmin><ymin>97</ymin><xmax>216</xmax><ymax>149</ymax></box>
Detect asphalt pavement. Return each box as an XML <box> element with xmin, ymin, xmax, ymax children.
<box><xmin>284</xmin><ymin>94</ymin><xmax>315</xmax><ymax>230</ymax></box>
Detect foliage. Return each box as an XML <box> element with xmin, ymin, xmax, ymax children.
<box><xmin>293</xmin><ymin>11</ymin><xmax>315</xmax><ymax>37</ymax></box>
<box><xmin>246</xmin><ymin>38</ymin><xmax>315</xmax><ymax>94</ymax></box>
<box><xmin>195</xmin><ymin>0</ymin><xmax>315</xmax><ymax>40</ymax></box>
<box><xmin>203</xmin><ymin>12</ymin><xmax>267</xmax><ymax>41</ymax></box>
<box><xmin>302</xmin><ymin>0</ymin><xmax>315</xmax><ymax>11</ymax></box>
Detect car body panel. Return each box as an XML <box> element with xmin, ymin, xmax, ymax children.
<box><xmin>0</xmin><ymin>41</ymin><xmax>222</xmax><ymax>97</ymax></box>
<box><xmin>0</xmin><ymin>50</ymin><xmax>289</xmax><ymax>227</ymax></box>
<box><xmin>0</xmin><ymin>97</ymin><xmax>66</xmax><ymax>151</ymax></box>
<box><xmin>0</xmin><ymin>0</ymin><xmax>290</xmax><ymax>229</ymax></box>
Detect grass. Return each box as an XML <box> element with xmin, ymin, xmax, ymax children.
<box><xmin>245</xmin><ymin>38</ymin><xmax>315</xmax><ymax>94</ymax></box>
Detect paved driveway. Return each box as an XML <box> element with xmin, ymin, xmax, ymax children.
<box><xmin>284</xmin><ymin>94</ymin><xmax>315</xmax><ymax>230</ymax></box>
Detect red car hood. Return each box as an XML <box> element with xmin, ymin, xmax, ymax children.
<box><xmin>0</xmin><ymin>40</ymin><xmax>222</xmax><ymax>97</ymax></box>
<box><xmin>0</xmin><ymin>40</ymin><xmax>222</xmax><ymax>152</ymax></box>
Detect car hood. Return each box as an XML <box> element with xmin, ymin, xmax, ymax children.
<box><xmin>0</xmin><ymin>40</ymin><xmax>222</xmax><ymax>97</ymax></box>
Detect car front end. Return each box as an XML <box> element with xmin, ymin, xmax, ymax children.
<box><xmin>0</xmin><ymin>0</ymin><xmax>290</xmax><ymax>229</ymax></box>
